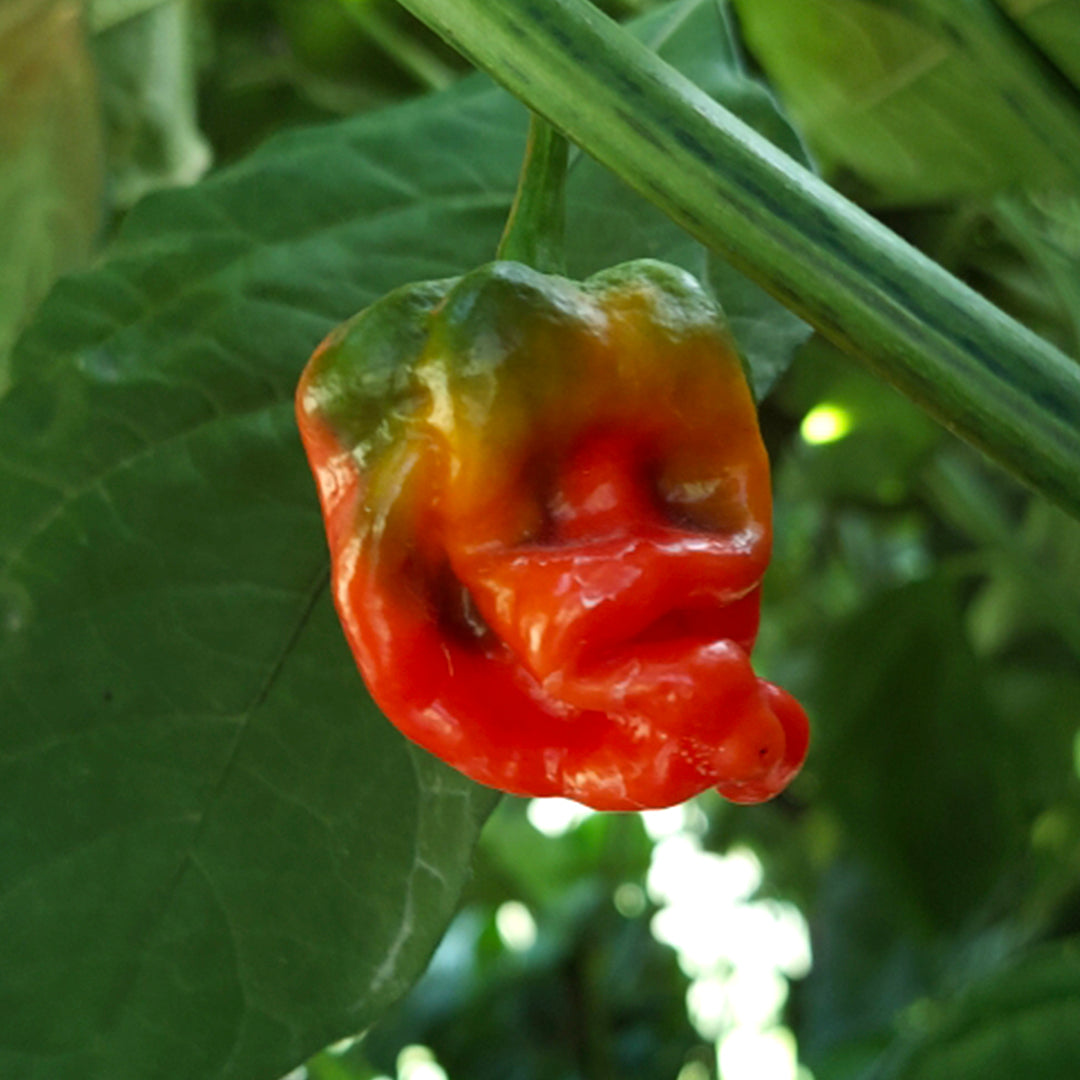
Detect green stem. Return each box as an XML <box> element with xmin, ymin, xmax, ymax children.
<box><xmin>497</xmin><ymin>113</ymin><xmax>569</xmax><ymax>273</ymax></box>
<box><xmin>393</xmin><ymin>0</ymin><xmax>1080</xmax><ymax>520</ymax></box>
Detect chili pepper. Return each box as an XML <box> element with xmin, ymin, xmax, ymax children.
<box><xmin>296</xmin><ymin>259</ymin><xmax>809</xmax><ymax>810</ymax></box>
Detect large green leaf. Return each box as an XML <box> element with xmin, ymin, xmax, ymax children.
<box><xmin>731</xmin><ymin>0</ymin><xmax>1080</xmax><ymax>204</ymax></box>
<box><xmin>0</xmin><ymin>0</ymin><xmax>103</xmax><ymax>391</ymax></box>
<box><xmin>0</xmin><ymin>74</ymin><xmax>509</xmax><ymax>1080</ymax></box>
<box><xmin>0</xmin><ymin>3</ymin><xmax>805</xmax><ymax>1077</ymax></box>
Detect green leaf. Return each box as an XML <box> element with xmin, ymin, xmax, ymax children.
<box><xmin>730</xmin><ymin>0</ymin><xmax>1080</xmax><ymax>204</ymax></box>
<box><xmin>809</xmin><ymin>578</ymin><xmax>1024</xmax><ymax>930</ymax></box>
<box><xmin>0</xmin><ymin>78</ymin><xmax>510</xmax><ymax>1080</ymax></box>
<box><xmin>707</xmin><ymin>256</ymin><xmax>813</xmax><ymax>399</ymax></box>
<box><xmin>879</xmin><ymin>938</ymin><xmax>1080</xmax><ymax>1079</ymax></box>
<box><xmin>0</xmin><ymin>0</ymin><xmax>103</xmax><ymax>392</ymax></box>
<box><xmin>0</xmin><ymin>5</ymin><xmax>789</xmax><ymax>1075</ymax></box>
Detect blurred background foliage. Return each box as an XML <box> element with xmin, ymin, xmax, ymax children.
<box><xmin>3</xmin><ymin>1</ymin><xmax>1080</xmax><ymax>1078</ymax></box>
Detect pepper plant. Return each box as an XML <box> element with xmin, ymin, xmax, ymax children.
<box><xmin>2</xmin><ymin>2</ymin><xmax>1080</xmax><ymax>1080</ymax></box>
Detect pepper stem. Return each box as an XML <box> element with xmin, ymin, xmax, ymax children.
<box><xmin>497</xmin><ymin>113</ymin><xmax>568</xmax><ymax>274</ymax></box>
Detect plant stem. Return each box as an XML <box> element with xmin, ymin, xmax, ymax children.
<box><xmin>394</xmin><ymin>0</ymin><xmax>1080</xmax><ymax>520</ymax></box>
<box><xmin>497</xmin><ymin>113</ymin><xmax>568</xmax><ymax>273</ymax></box>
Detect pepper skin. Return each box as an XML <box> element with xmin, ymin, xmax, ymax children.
<box><xmin>296</xmin><ymin>260</ymin><xmax>809</xmax><ymax>810</ymax></box>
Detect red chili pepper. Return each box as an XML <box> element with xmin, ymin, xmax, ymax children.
<box><xmin>297</xmin><ymin>260</ymin><xmax>808</xmax><ymax>810</ymax></box>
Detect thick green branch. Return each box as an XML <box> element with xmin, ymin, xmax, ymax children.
<box><xmin>394</xmin><ymin>0</ymin><xmax>1080</xmax><ymax>518</ymax></box>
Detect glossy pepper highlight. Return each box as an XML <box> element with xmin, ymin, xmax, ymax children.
<box><xmin>296</xmin><ymin>260</ymin><xmax>809</xmax><ymax>810</ymax></box>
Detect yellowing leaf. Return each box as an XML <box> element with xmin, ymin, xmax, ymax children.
<box><xmin>0</xmin><ymin>0</ymin><xmax>103</xmax><ymax>391</ymax></box>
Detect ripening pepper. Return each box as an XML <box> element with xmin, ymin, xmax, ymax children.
<box><xmin>296</xmin><ymin>259</ymin><xmax>809</xmax><ymax>811</ymax></box>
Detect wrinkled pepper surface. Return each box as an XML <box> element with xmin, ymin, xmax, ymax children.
<box><xmin>296</xmin><ymin>260</ymin><xmax>809</xmax><ymax>810</ymax></box>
